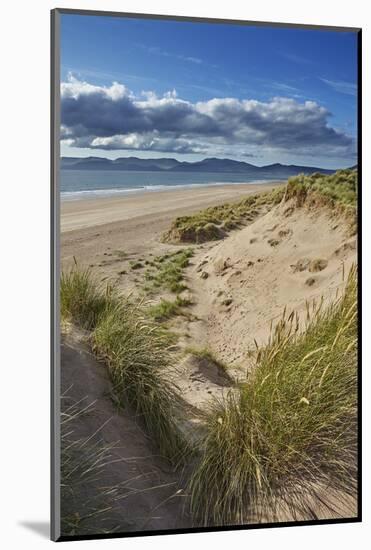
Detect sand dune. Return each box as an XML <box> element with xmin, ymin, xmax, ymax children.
<box><xmin>62</xmin><ymin>186</ymin><xmax>356</xmax><ymax>410</ymax></box>
<box><xmin>181</xmin><ymin>198</ymin><xmax>356</xmax><ymax>372</ymax></box>
<box><xmin>61</xmin><ymin>181</ymin><xmax>357</xmax><ymax>527</ymax></box>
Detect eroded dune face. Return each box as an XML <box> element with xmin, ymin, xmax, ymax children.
<box><xmin>185</xmin><ymin>200</ymin><xmax>356</xmax><ymax>369</ymax></box>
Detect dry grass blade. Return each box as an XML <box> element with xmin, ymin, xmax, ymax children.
<box><xmin>189</xmin><ymin>266</ymin><xmax>357</xmax><ymax>526</ymax></box>
<box><xmin>61</xmin><ymin>265</ymin><xmax>189</xmax><ymax>464</ymax></box>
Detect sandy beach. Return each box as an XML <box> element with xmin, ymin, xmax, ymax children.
<box><xmin>61</xmin><ymin>181</ymin><xmax>282</xmax><ymax>271</ymax></box>
<box><xmin>61</xmin><ymin>182</ymin><xmax>282</xmax><ymax>233</ymax></box>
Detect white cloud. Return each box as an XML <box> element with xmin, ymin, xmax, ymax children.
<box><xmin>320</xmin><ymin>78</ymin><xmax>357</xmax><ymax>96</ymax></box>
<box><xmin>61</xmin><ymin>76</ymin><xmax>355</xmax><ymax>158</ymax></box>
<box><xmin>61</xmin><ymin>73</ymin><xmax>128</xmax><ymax>100</ymax></box>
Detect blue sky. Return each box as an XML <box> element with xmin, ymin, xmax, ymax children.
<box><xmin>60</xmin><ymin>14</ymin><xmax>358</xmax><ymax>168</ymax></box>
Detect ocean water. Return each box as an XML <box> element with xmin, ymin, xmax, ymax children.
<box><xmin>60</xmin><ymin>170</ymin><xmax>279</xmax><ymax>201</ymax></box>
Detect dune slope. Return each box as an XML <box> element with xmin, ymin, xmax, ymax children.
<box><xmin>181</xmin><ymin>198</ymin><xmax>356</xmax><ymax>373</ymax></box>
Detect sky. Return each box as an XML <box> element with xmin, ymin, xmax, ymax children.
<box><xmin>60</xmin><ymin>13</ymin><xmax>358</xmax><ymax>168</ymax></box>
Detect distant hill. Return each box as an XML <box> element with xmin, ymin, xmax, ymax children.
<box><xmin>61</xmin><ymin>156</ymin><xmax>336</xmax><ymax>177</ymax></box>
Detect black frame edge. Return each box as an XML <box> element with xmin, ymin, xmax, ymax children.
<box><xmin>54</xmin><ymin>7</ymin><xmax>361</xmax><ymax>32</ymax></box>
<box><xmin>51</xmin><ymin>7</ymin><xmax>62</xmax><ymax>543</ymax></box>
<box><xmin>356</xmin><ymin>27</ymin><xmax>362</xmax><ymax>523</ymax></box>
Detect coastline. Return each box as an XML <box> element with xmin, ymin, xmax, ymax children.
<box><xmin>61</xmin><ymin>180</ymin><xmax>283</xmax><ymax>233</ymax></box>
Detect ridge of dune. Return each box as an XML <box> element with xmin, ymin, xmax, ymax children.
<box><xmin>182</xmin><ymin>199</ymin><xmax>356</xmax><ymax>371</ymax></box>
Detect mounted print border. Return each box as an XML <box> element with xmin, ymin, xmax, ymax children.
<box><xmin>51</xmin><ymin>8</ymin><xmax>362</xmax><ymax>542</ymax></box>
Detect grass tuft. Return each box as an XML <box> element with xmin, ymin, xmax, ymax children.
<box><xmin>61</xmin><ymin>266</ymin><xmax>117</xmax><ymax>330</ymax></box>
<box><xmin>148</xmin><ymin>296</ymin><xmax>192</xmax><ymax>321</ymax></box>
<box><xmin>286</xmin><ymin>169</ymin><xmax>357</xmax><ymax>234</ymax></box>
<box><xmin>286</xmin><ymin>169</ymin><xmax>357</xmax><ymax>208</ymax></box>
<box><xmin>162</xmin><ymin>169</ymin><xmax>358</xmax><ymax>244</ymax></box>
<box><xmin>129</xmin><ymin>261</ymin><xmax>144</xmax><ymax>270</ymax></box>
<box><xmin>61</xmin><ymin>395</ymin><xmax>122</xmax><ymax>536</ymax></box>
<box><xmin>189</xmin><ymin>266</ymin><xmax>357</xmax><ymax>525</ymax></box>
<box><xmin>144</xmin><ymin>248</ymin><xmax>194</xmax><ymax>295</ymax></box>
<box><xmin>92</xmin><ymin>301</ymin><xmax>188</xmax><ymax>462</ymax></box>
<box><xmin>61</xmin><ymin>266</ymin><xmax>188</xmax><ymax>464</ymax></box>
<box><xmin>162</xmin><ymin>187</ymin><xmax>284</xmax><ymax>244</ymax></box>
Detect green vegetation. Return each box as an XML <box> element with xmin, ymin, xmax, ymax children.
<box><xmin>162</xmin><ymin>186</ymin><xmax>285</xmax><ymax>243</ymax></box>
<box><xmin>148</xmin><ymin>296</ymin><xmax>192</xmax><ymax>321</ymax></box>
<box><xmin>286</xmin><ymin>169</ymin><xmax>357</xmax><ymax>235</ymax></box>
<box><xmin>92</xmin><ymin>302</ymin><xmax>187</xmax><ymax>461</ymax></box>
<box><xmin>61</xmin><ymin>266</ymin><xmax>116</xmax><ymax>330</ymax></box>
<box><xmin>61</xmin><ymin>266</ymin><xmax>188</xmax><ymax>463</ymax></box>
<box><xmin>286</xmin><ymin>169</ymin><xmax>357</xmax><ymax>208</ymax></box>
<box><xmin>163</xmin><ymin>169</ymin><xmax>358</xmax><ymax>244</ymax></box>
<box><xmin>144</xmin><ymin>248</ymin><xmax>194</xmax><ymax>295</ymax></box>
<box><xmin>189</xmin><ymin>267</ymin><xmax>357</xmax><ymax>525</ymax></box>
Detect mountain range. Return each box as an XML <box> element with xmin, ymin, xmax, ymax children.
<box><xmin>61</xmin><ymin>156</ymin><xmax>339</xmax><ymax>178</ymax></box>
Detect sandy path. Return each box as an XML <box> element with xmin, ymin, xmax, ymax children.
<box><xmin>61</xmin><ymin>331</ymin><xmax>191</xmax><ymax>536</ymax></box>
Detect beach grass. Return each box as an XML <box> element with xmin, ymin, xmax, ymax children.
<box><xmin>286</xmin><ymin>168</ymin><xmax>357</xmax><ymax>207</ymax></box>
<box><xmin>92</xmin><ymin>301</ymin><xmax>188</xmax><ymax>462</ymax></box>
<box><xmin>286</xmin><ymin>169</ymin><xmax>357</xmax><ymax>234</ymax></box>
<box><xmin>148</xmin><ymin>296</ymin><xmax>192</xmax><ymax>321</ymax></box>
<box><xmin>144</xmin><ymin>248</ymin><xmax>194</xmax><ymax>295</ymax></box>
<box><xmin>163</xmin><ymin>169</ymin><xmax>357</xmax><ymax>244</ymax></box>
<box><xmin>61</xmin><ymin>396</ymin><xmax>123</xmax><ymax>536</ymax></box>
<box><xmin>61</xmin><ymin>265</ymin><xmax>117</xmax><ymax>330</ymax></box>
<box><xmin>61</xmin><ymin>266</ymin><xmax>188</xmax><ymax>463</ymax></box>
<box><xmin>189</xmin><ymin>266</ymin><xmax>357</xmax><ymax>525</ymax></box>
<box><xmin>162</xmin><ymin>186</ymin><xmax>285</xmax><ymax>243</ymax></box>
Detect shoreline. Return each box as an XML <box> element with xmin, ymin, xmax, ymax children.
<box><xmin>61</xmin><ymin>179</ymin><xmax>284</xmax><ymax>202</ymax></box>
<box><xmin>61</xmin><ymin>180</ymin><xmax>283</xmax><ymax>233</ymax></box>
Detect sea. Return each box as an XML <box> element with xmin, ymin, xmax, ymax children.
<box><xmin>60</xmin><ymin>170</ymin><xmax>281</xmax><ymax>201</ymax></box>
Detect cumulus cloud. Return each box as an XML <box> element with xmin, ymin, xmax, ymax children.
<box><xmin>61</xmin><ymin>74</ymin><xmax>355</xmax><ymax>158</ymax></box>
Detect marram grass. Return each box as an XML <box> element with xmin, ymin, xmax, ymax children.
<box><xmin>189</xmin><ymin>266</ymin><xmax>357</xmax><ymax>525</ymax></box>
<box><xmin>61</xmin><ymin>395</ymin><xmax>122</xmax><ymax>536</ymax></box>
<box><xmin>92</xmin><ymin>300</ymin><xmax>188</xmax><ymax>462</ymax></box>
<box><xmin>162</xmin><ymin>168</ymin><xmax>357</xmax><ymax>244</ymax></box>
<box><xmin>286</xmin><ymin>169</ymin><xmax>357</xmax><ymax>234</ymax></box>
<box><xmin>162</xmin><ymin>186</ymin><xmax>285</xmax><ymax>243</ymax></box>
<box><xmin>61</xmin><ymin>264</ymin><xmax>117</xmax><ymax>330</ymax></box>
<box><xmin>61</xmin><ymin>266</ymin><xmax>188</xmax><ymax>464</ymax></box>
<box><xmin>287</xmin><ymin>168</ymin><xmax>357</xmax><ymax>208</ymax></box>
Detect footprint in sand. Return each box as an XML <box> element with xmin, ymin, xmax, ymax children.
<box><xmin>278</xmin><ymin>228</ymin><xmax>292</xmax><ymax>238</ymax></box>
<box><xmin>290</xmin><ymin>258</ymin><xmax>310</xmax><ymax>272</ymax></box>
<box><xmin>333</xmin><ymin>240</ymin><xmax>356</xmax><ymax>259</ymax></box>
<box><xmin>308</xmin><ymin>259</ymin><xmax>328</xmax><ymax>273</ymax></box>
<box><xmin>268</xmin><ymin>238</ymin><xmax>280</xmax><ymax>247</ymax></box>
